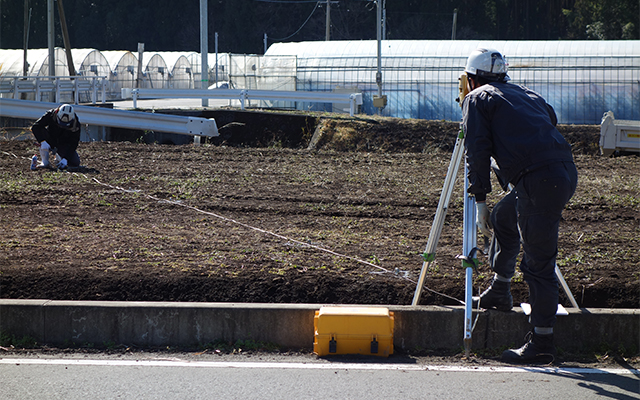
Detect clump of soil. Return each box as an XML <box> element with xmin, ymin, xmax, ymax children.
<box><xmin>0</xmin><ymin>113</ymin><xmax>637</xmax><ymax>308</ymax></box>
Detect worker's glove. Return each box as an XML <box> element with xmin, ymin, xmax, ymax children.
<box><xmin>476</xmin><ymin>202</ymin><xmax>492</xmax><ymax>238</ymax></box>
<box><xmin>57</xmin><ymin>158</ymin><xmax>68</xmax><ymax>170</ymax></box>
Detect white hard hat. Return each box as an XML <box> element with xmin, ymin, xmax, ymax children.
<box><xmin>56</xmin><ymin>104</ymin><xmax>75</xmax><ymax>128</ymax></box>
<box><xmin>465</xmin><ymin>48</ymin><xmax>510</xmax><ymax>81</ymax></box>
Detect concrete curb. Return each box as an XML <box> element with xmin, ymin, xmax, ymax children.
<box><xmin>1</xmin><ymin>300</ymin><xmax>638</xmax><ymax>353</ymax></box>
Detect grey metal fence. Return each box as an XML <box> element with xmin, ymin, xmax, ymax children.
<box><xmin>290</xmin><ymin>55</ymin><xmax>640</xmax><ymax>124</ymax></box>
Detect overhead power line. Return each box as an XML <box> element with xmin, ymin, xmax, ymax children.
<box><xmin>267</xmin><ymin>1</ymin><xmax>322</xmax><ymax>42</ymax></box>
<box><xmin>254</xmin><ymin>0</ymin><xmax>319</xmax><ymax>3</ymax></box>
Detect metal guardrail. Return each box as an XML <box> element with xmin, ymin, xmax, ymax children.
<box><xmin>0</xmin><ymin>76</ymin><xmax>108</xmax><ymax>104</ymax></box>
<box><xmin>0</xmin><ymin>98</ymin><xmax>218</xmax><ymax>138</ymax></box>
<box><xmin>122</xmin><ymin>88</ymin><xmax>364</xmax><ymax>116</ymax></box>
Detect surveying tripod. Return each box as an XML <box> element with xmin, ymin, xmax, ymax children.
<box><xmin>411</xmin><ymin>73</ymin><xmax>579</xmax><ymax>357</ymax></box>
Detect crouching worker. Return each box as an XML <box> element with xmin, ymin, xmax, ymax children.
<box><xmin>31</xmin><ymin>104</ymin><xmax>81</xmax><ymax>170</ymax></box>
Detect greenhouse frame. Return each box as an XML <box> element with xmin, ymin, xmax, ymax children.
<box><xmin>102</xmin><ymin>51</ymin><xmax>138</xmax><ymax>101</ymax></box>
<box><xmin>265</xmin><ymin>40</ymin><xmax>640</xmax><ymax>124</ymax></box>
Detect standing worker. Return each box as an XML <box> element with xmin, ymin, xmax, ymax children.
<box><xmin>461</xmin><ymin>48</ymin><xmax>578</xmax><ymax>363</ymax></box>
<box><xmin>31</xmin><ymin>104</ymin><xmax>81</xmax><ymax>170</ymax></box>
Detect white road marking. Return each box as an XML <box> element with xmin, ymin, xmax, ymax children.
<box><xmin>1</xmin><ymin>358</ymin><xmax>638</xmax><ymax>376</ymax></box>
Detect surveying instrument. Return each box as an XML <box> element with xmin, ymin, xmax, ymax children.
<box><xmin>411</xmin><ymin>72</ymin><xmax>579</xmax><ymax>357</ymax></box>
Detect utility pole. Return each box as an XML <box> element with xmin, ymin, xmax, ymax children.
<box><xmin>324</xmin><ymin>1</ymin><xmax>338</xmax><ymax>41</ymax></box>
<box><xmin>215</xmin><ymin>32</ymin><xmax>219</xmax><ymax>85</ymax></box>
<box><xmin>23</xmin><ymin>0</ymin><xmax>31</xmax><ymax>77</ymax></box>
<box><xmin>382</xmin><ymin>1</ymin><xmax>386</xmax><ymax>40</ymax></box>
<box><xmin>200</xmin><ymin>0</ymin><xmax>208</xmax><ymax>105</ymax></box>
<box><xmin>376</xmin><ymin>0</ymin><xmax>381</xmax><ymax>99</ymax></box>
<box><xmin>372</xmin><ymin>0</ymin><xmax>386</xmax><ymax>113</ymax></box>
<box><xmin>264</xmin><ymin>33</ymin><xmax>268</xmax><ymax>54</ymax></box>
<box><xmin>136</xmin><ymin>43</ymin><xmax>144</xmax><ymax>89</ymax></box>
<box><xmin>57</xmin><ymin>0</ymin><xmax>76</xmax><ymax>76</ymax></box>
<box><xmin>325</xmin><ymin>0</ymin><xmax>330</xmax><ymax>40</ymax></box>
<box><xmin>451</xmin><ymin>9</ymin><xmax>458</xmax><ymax>40</ymax></box>
<box><xmin>47</xmin><ymin>0</ymin><xmax>54</xmax><ymax>77</ymax></box>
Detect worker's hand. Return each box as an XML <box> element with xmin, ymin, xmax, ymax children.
<box><xmin>476</xmin><ymin>201</ymin><xmax>492</xmax><ymax>238</ymax></box>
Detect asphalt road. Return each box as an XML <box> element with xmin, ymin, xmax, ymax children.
<box><xmin>1</xmin><ymin>354</ymin><xmax>638</xmax><ymax>400</ymax></box>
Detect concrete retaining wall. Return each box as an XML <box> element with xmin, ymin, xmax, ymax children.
<box><xmin>1</xmin><ymin>300</ymin><xmax>638</xmax><ymax>353</ymax></box>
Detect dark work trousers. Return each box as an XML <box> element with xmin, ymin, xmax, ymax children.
<box><xmin>489</xmin><ymin>161</ymin><xmax>578</xmax><ymax>328</ymax></box>
<box><xmin>57</xmin><ymin>146</ymin><xmax>81</xmax><ymax>167</ymax></box>
<box><xmin>34</xmin><ymin>129</ymin><xmax>81</xmax><ymax>167</ymax></box>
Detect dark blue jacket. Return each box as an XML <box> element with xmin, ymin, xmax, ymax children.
<box><xmin>462</xmin><ymin>82</ymin><xmax>573</xmax><ymax>201</ymax></box>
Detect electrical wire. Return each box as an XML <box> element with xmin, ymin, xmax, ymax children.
<box><xmin>255</xmin><ymin>0</ymin><xmax>319</xmax><ymax>3</ymax></box>
<box><xmin>267</xmin><ymin>1</ymin><xmax>321</xmax><ymax>42</ymax></box>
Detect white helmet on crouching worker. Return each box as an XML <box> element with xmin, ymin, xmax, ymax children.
<box><xmin>56</xmin><ymin>104</ymin><xmax>75</xmax><ymax>128</ymax></box>
<box><xmin>465</xmin><ymin>48</ymin><xmax>510</xmax><ymax>82</ymax></box>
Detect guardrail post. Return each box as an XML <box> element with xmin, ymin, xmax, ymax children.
<box><xmin>349</xmin><ymin>94</ymin><xmax>356</xmax><ymax>117</ymax></box>
<box><xmin>12</xmin><ymin>77</ymin><xmax>18</xmax><ymax>99</ymax></box>
<box><xmin>91</xmin><ymin>77</ymin><xmax>97</xmax><ymax>104</ymax></box>
<box><xmin>101</xmin><ymin>78</ymin><xmax>107</xmax><ymax>104</ymax></box>
<box><xmin>74</xmin><ymin>78</ymin><xmax>80</xmax><ymax>104</ymax></box>
<box><xmin>240</xmin><ymin>89</ymin><xmax>247</xmax><ymax>110</ymax></box>
<box><xmin>55</xmin><ymin>77</ymin><xmax>61</xmax><ymax>104</ymax></box>
<box><xmin>35</xmin><ymin>77</ymin><xmax>41</xmax><ymax>102</ymax></box>
<box><xmin>132</xmin><ymin>89</ymin><xmax>139</xmax><ymax>109</ymax></box>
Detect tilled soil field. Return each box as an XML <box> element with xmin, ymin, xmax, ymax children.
<box><xmin>0</xmin><ymin>113</ymin><xmax>638</xmax><ymax>308</ymax></box>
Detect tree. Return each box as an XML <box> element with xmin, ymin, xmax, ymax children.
<box><xmin>564</xmin><ymin>0</ymin><xmax>639</xmax><ymax>39</ymax></box>
<box><xmin>1</xmin><ymin>0</ymin><xmax>638</xmax><ymax>55</ymax></box>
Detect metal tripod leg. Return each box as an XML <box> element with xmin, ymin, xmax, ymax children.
<box><xmin>410</xmin><ymin>128</ymin><xmax>477</xmax><ymax>355</ymax></box>
<box><xmin>556</xmin><ymin>265</ymin><xmax>579</xmax><ymax>308</ymax></box>
<box><xmin>412</xmin><ymin>131</ymin><xmax>466</xmax><ymax>306</ymax></box>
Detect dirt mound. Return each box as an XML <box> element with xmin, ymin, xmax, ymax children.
<box><xmin>0</xmin><ymin>114</ymin><xmax>637</xmax><ymax>308</ymax></box>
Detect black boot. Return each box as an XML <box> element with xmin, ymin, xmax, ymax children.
<box><xmin>502</xmin><ymin>332</ymin><xmax>556</xmax><ymax>364</ymax></box>
<box><xmin>472</xmin><ymin>279</ymin><xmax>513</xmax><ymax>311</ymax></box>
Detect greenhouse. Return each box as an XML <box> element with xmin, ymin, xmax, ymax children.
<box><xmin>72</xmin><ymin>49</ymin><xmax>110</xmax><ymax>77</ymax></box>
<box><xmin>155</xmin><ymin>52</ymin><xmax>194</xmax><ymax>89</ymax></box>
<box><xmin>2</xmin><ymin>41</ymin><xmax>638</xmax><ymax>124</ymax></box>
<box><xmin>102</xmin><ymin>50</ymin><xmax>138</xmax><ymax>100</ymax></box>
<box><xmin>30</xmin><ymin>48</ymin><xmax>72</xmax><ymax>79</ymax></box>
<box><xmin>0</xmin><ymin>49</ymin><xmax>30</xmax><ymax>77</ymax></box>
<box><xmin>0</xmin><ymin>48</ymin><xmax>72</xmax><ymax>101</ymax></box>
<box><xmin>0</xmin><ymin>48</ymin><xmax>70</xmax><ymax>78</ymax></box>
<box><xmin>207</xmin><ymin>52</ymin><xmax>230</xmax><ymax>87</ymax></box>
<box><xmin>140</xmin><ymin>53</ymin><xmax>168</xmax><ymax>89</ymax></box>
<box><xmin>264</xmin><ymin>40</ymin><xmax>640</xmax><ymax>124</ymax></box>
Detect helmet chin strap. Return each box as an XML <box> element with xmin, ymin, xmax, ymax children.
<box><xmin>468</xmin><ymin>76</ymin><xmax>481</xmax><ymax>91</ymax></box>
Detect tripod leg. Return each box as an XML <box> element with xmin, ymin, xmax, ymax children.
<box><xmin>556</xmin><ymin>264</ymin><xmax>579</xmax><ymax>308</ymax></box>
<box><xmin>412</xmin><ymin>132</ymin><xmax>465</xmax><ymax>306</ymax></box>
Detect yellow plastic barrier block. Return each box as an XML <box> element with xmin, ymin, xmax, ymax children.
<box><xmin>313</xmin><ymin>306</ymin><xmax>394</xmax><ymax>357</ymax></box>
